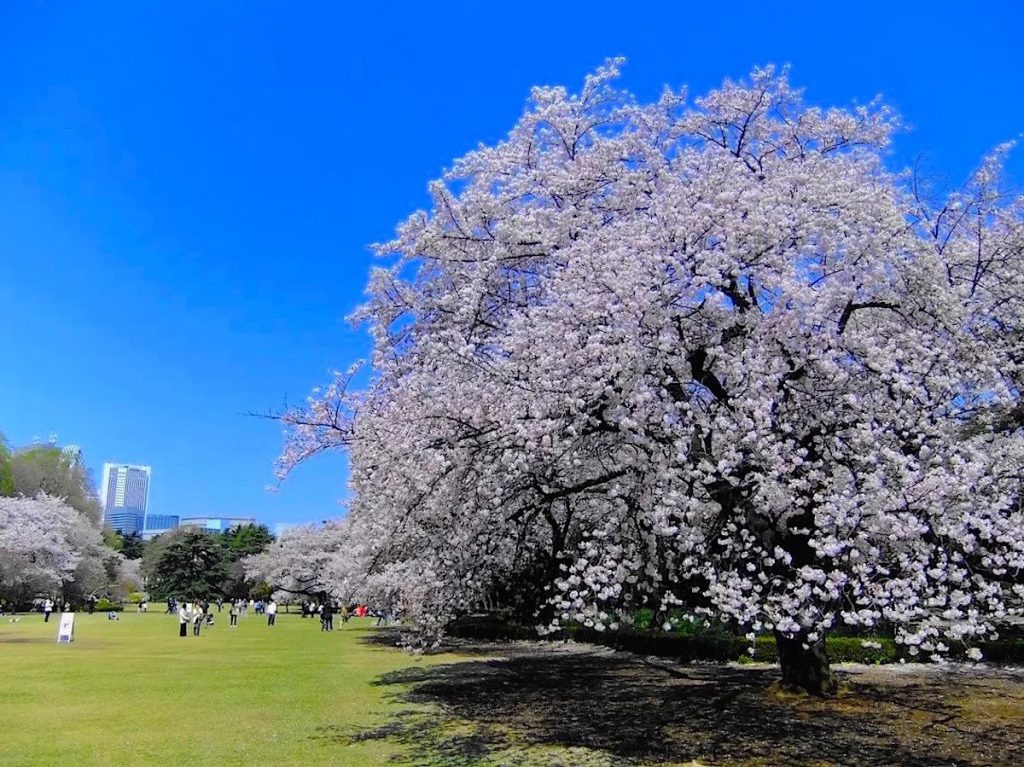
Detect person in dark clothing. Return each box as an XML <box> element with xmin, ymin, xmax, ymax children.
<box><xmin>321</xmin><ymin>602</ymin><xmax>334</xmax><ymax>631</ymax></box>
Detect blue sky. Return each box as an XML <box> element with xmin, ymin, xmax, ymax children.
<box><xmin>1</xmin><ymin>3</ymin><xmax>1021</xmax><ymax>528</ymax></box>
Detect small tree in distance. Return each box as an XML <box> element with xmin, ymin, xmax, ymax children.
<box><xmin>275</xmin><ymin>62</ymin><xmax>1024</xmax><ymax>695</ymax></box>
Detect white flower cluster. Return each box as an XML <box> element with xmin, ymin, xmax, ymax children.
<box><xmin>0</xmin><ymin>494</ymin><xmax>126</xmax><ymax>599</ymax></box>
<box><xmin>270</xmin><ymin>62</ymin><xmax>1024</xmax><ymax>657</ymax></box>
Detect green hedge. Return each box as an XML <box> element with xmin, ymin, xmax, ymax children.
<box><xmin>590</xmin><ymin>630</ymin><xmax>901</xmax><ymax>664</ymax></box>
<box><xmin>450</xmin><ymin>617</ymin><xmax>899</xmax><ymax>664</ymax></box>
<box><xmin>447</xmin><ymin>616</ymin><xmax>1024</xmax><ymax>666</ymax></box>
<box><xmin>977</xmin><ymin>639</ymin><xmax>1024</xmax><ymax>664</ymax></box>
<box><xmin>95</xmin><ymin>598</ymin><xmax>123</xmax><ymax>612</ymax></box>
<box><xmin>447</xmin><ymin>615</ymin><xmax>539</xmax><ymax>641</ymax></box>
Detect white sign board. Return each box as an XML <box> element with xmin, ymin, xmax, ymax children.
<box><xmin>57</xmin><ymin>612</ymin><xmax>75</xmax><ymax>644</ymax></box>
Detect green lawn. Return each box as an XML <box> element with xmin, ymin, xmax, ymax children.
<box><xmin>0</xmin><ymin>610</ymin><xmax>448</xmax><ymax>767</ymax></box>
<box><xmin>5</xmin><ymin>612</ymin><xmax>1022</xmax><ymax>767</ymax></box>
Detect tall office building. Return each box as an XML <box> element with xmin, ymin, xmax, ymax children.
<box><xmin>100</xmin><ymin>463</ymin><xmax>151</xmax><ymax>535</ymax></box>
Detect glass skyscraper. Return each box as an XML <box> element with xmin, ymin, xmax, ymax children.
<box><xmin>100</xmin><ymin>463</ymin><xmax>151</xmax><ymax>535</ymax></box>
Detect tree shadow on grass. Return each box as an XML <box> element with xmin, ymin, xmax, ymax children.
<box><xmin>353</xmin><ymin>631</ymin><xmax>1023</xmax><ymax>766</ymax></box>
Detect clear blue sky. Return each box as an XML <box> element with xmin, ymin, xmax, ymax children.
<box><xmin>1</xmin><ymin>3</ymin><xmax>1021</xmax><ymax>528</ymax></box>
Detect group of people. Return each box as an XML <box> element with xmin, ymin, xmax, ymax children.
<box><xmin>10</xmin><ymin>597</ymin><xmax>106</xmax><ymax>618</ymax></box>
<box><xmin>28</xmin><ymin>599</ymin><xmax>71</xmax><ymax>620</ymax></box>
<box><xmin>299</xmin><ymin>600</ymin><xmax>376</xmax><ymax>630</ymax></box>
<box><xmin>176</xmin><ymin>600</ymin><xmax>216</xmax><ymax>636</ymax></box>
<box><xmin>9</xmin><ymin>595</ymin><xmax>388</xmax><ymax>630</ymax></box>
<box><xmin>300</xmin><ymin>600</ymin><xmax>340</xmax><ymax>630</ymax></box>
<box><xmin>175</xmin><ymin>598</ymin><xmax>262</xmax><ymax>635</ymax></box>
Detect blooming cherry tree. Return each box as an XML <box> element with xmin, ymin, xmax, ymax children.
<box><xmin>0</xmin><ymin>494</ymin><xmax>116</xmax><ymax>603</ymax></box>
<box><xmin>244</xmin><ymin>520</ymin><xmax>352</xmax><ymax>600</ymax></box>
<box><xmin>278</xmin><ymin>62</ymin><xmax>1024</xmax><ymax>693</ymax></box>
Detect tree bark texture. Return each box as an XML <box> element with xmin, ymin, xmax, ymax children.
<box><xmin>774</xmin><ymin>631</ymin><xmax>838</xmax><ymax>696</ymax></box>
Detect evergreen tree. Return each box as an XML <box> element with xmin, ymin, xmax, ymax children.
<box><xmin>148</xmin><ymin>530</ymin><xmax>227</xmax><ymax>600</ymax></box>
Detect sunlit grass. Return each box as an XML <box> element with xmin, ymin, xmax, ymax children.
<box><xmin>0</xmin><ymin>611</ymin><xmax>446</xmax><ymax>766</ymax></box>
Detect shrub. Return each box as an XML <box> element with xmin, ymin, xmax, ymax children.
<box><xmin>562</xmin><ymin>626</ymin><xmax>748</xmax><ymax>662</ymax></box>
<box><xmin>444</xmin><ymin>615</ymin><xmax>1022</xmax><ymax>667</ymax></box>
<box><xmin>95</xmin><ymin>598</ymin><xmax>123</xmax><ymax>612</ymax></box>
<box><xmin>447</xmin><ymin>614</ymin><xmax>537</xmax><ymax>641</ymax></box>
<box><xmin>827</xmin><ymin>637</ymin><xmax>898</xmax><ymax>664</ymax></box>
<box><xmin>977</xmin><ymin>639</ymin><xmax>1024</xmax><ymax>664</ymax></box>
<box><xmin>631</xmin><ymin>608</ymin><xmax>655</xmax><ymax>631</ymax></box>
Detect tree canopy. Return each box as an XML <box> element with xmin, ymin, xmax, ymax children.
<box><xmin>146</xmin><ymin>530</ymin><xmax>229</xmax><ymax>601</ymax></box>
<box><xmin>145</xmin><ymin>524</ymin><xmax>275</xmax><ymax>601</ymax></box>
<box><xmin>116</xmin><ymin>530</ymin><xmax>146</xmax><ymax>560</ymax></box>
<box><xmin>0</xmin><ymin>494</ymin><xmax>136</xmax><ymax>605</ymax></box>
<box><xmin>3</xmin><ymin>442</ymin><xmax>102</xmax><ymax>524</ymax></box>
<box><xmin>222</xmin><ymin>523</ymin><xmax>274</xmax><ymax>558</ymax></box>
<box><xmin>270</xmin><ymin>63</ymin><xmax>1024</xmax><ymax>693</ymax></box>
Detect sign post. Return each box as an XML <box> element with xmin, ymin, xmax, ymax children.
<box><xmin>56</xmin><ymin>612</ymin><xmax>75</xmax><ymax>644</ymax></box>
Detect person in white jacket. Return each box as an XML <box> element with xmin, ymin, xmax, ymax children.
<box><xmin>192</xmin><ymin>602</ymin><xmax>203</xmax><ymax>636</ymax></box>
<box><xmin>178</xmin><ymin>602</ymin><xmax>189</xmax><ymax>638</ymax></box>
<box><xmin>266</xmin><ymin>600</ymin><xmax>277</xmax><ymax>626</ymax></box>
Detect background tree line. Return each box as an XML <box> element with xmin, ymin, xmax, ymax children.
<box><xmin>1</xmin><ymin>431</ymin><xmax>275</xmax><ymax>608</ymax></box>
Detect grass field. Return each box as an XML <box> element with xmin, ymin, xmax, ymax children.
<box><xmin>0</xmin><ymin>610</ymin><xmax>449</xmax><ymax>767</ymax></box>
<box><xmin>4</xmin><ymin>610</ymin><xmax>1023</xmax><ymax>766</ymax></box>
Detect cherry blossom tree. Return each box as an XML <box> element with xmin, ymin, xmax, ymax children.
<box><xmin>277</xmin><ymin>62</ymin><xmax>1024</xmax><ymax>694</ymax></box>
<box><xmin>244</xmin><ymin>520</ymin><xmax>351</xmax><ymax>601</ymax></box>
<box><xmin>0</xmin><ymin>494</ymin><xmax>119</xmax><ymax>605</ymax></box>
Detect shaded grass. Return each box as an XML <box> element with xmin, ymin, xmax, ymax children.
<box><xmin>360</xmin><ymin>635</ymin><xmax>1024</xmax><ymax>767</ymax></box>
<box><xmin>0</xmin><ymin>612</ymin><xmax>450</xmax><ymax>767</ymax></box>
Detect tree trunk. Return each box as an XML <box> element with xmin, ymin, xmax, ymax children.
<box><xmin>774</xmin><ymin>631</ymin><xmax>838</xmax><ymax>696</ymax></box>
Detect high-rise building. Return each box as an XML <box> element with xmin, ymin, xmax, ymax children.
<box><xmin>100</xmin><ymin>463</ymin><xmax>151</xmax><ymax>535</ymax></box>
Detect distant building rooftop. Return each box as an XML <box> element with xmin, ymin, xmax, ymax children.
<box><xmin>179</xmin><ymin>516</ymin><xmax>257</xmax><ymax>532</ymax></box>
